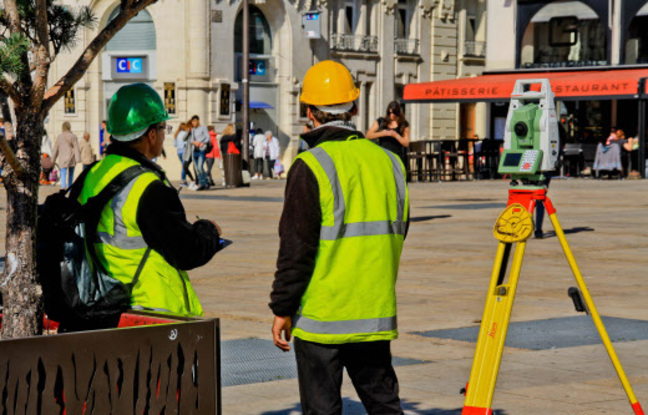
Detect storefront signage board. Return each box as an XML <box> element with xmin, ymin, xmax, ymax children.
<box><xmin>403</xmin><ymin>69</ymin><xmax>648</xmax><ymax>103</ymax></box>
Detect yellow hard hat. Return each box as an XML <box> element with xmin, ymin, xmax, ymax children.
<box><xmin>300</xmin><ymin>60</ymin><xmax>360</xmax><ymax>106</ymax></box>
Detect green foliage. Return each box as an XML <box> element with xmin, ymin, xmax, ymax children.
<box><xmin>44</xmin><ymin>3</ymin><xmax>97</xmax><ymax>54</ymax></box>
<box><xmin>0</xmin><ymin>1</ymin><xmax>97</xmax><ymax>77</ymax></box>
<box><xmin>0</xmin><ymin>31</ymin><xmax>30</xmax><ymax>77</ymax></box>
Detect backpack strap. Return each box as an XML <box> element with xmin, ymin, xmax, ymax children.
<box><xmin>66</xmin><ymin>161</ymin><xmax>99</xmax><ymax>200</ymax></box>
<box><xmin>83</xmin><ymin>165</ymin><xmax>149</xmax><ymax>214</ymax></box>
<box><xmin>82</xmin><ymin>165</ymin><xmax>152</xmax><ymax>278</ymax></box>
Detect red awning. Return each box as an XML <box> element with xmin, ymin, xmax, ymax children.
<box><xmin>403</xmin><ymin>68</ymin><xmax>648</xmax><ymax>103</ymax></box>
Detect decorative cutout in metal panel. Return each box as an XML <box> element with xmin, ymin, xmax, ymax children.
<box><xmin>0</xmin><ymin>319</ymin><xmax>219</xmax><ymax>414</ymax></box>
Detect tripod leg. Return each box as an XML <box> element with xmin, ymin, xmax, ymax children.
<box><xmin>463</xmin><ymin>240</ymin><xmax>527</xmax><ymax>415</ymax></box>
<box><xmin>549</xmin><ymin>211</ymin><xmax>645</xmax><ymax>415</ymax></box>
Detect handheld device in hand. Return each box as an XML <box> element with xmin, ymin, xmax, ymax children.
<box><xmin>219</xmin><ymin>238</ymin><xmax>233</xmax><ymax>249</ymax></box>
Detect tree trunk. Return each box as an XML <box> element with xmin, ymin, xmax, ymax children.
<box><xmin>1</xmin><ymin>111</ymin><xmax>43</xmax><ymax>339</ymax></box>
<box><xmin>0</xmin><ymin>92</ymin><xmax>12</xmax><ymax>123</ymax></box>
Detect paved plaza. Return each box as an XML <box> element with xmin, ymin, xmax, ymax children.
<box><xmin>37</xmin><ymin>178</ymin><xmax>648</xmax><ymax>414</ymax></box>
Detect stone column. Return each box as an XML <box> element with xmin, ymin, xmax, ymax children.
<box><xmin>430</xmin><ymin>2</ymin><xmax>458</xmax><ymax>139</ymax></box>
<box><xmin>379</xmin><ymin>0</ymin><xmax>396</xmax><ymax>111</ymax></box>
<box><xmin>358</xmin><ymin>80</ymin><xmax>367</xmax><ymax>131</ymax></box>
<box><xmin>186</xmin><ymin>0</ymin><xmax>210</xmax><ymax>119</ymax></box>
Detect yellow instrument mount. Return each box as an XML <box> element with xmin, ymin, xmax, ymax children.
<box><xmin>462</xmin><ymin>188</ymin><xmax>644</xmax><ymax>415</ymax></box>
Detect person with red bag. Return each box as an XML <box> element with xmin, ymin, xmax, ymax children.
<box><xmin>205</xmin><ymin>126</ymin><xmax>221</xmax><ymax>186</ymax></box>
<box><xmin>218</xmin><ymin>124</ymin><xmax>239</xmax><ymax>186</ymax></box>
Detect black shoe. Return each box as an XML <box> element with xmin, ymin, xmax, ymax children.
<box><xmin>534</xmin><ymin>231</ymin><xmax>544</xmax><ymax>239</ymax></box>
<box><xmin>197</xmin><ymin>185</ymin><xmax>206</xmax><ymax>191</ymax></box>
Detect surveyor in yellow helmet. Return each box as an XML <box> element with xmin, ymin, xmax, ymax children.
<box><xmin>270</xmin><ymin>60</ymin><xmax>410</xmax><ymax>413</ymax></box>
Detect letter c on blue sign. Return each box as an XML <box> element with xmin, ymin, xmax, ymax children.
<box><xmin>130</xmin><ymin>58</ymin><xmax>143</xmax><ymax>74</ymax></box>
<box><xmin>117</xmin><ymin>58</ymin><xmax>128</xmax><ymax>73</ymax></box>
<box><xmin>256</xmin><ymin>61</ymin><xmax>266</xmax><ymax>76</ymax></box>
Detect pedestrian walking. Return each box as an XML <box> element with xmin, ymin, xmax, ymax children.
<box><xmin>252</xmin><ymin>128</ymin><xmax>265</xmax><ymax>179</ymax></box>
<box><xmin>190</xmin><ymin>115</ymin><xmax>211</xmax><ymax>190</ymax></box>
<box><xmin>99</xmin><ymin>120</ymin><xmax>110</xmax><ymax>156</ymax></box>
<box><xmin>79</xmin><ymin>132</ymin><xmax>96</xmax><ymax>171</ymax></box>
<box><xmin>262</xmin><ymin>131</ymin><xmax>280</xmax><ymax>179</ymax></box>
<box><xmin>270</xmin><ymin>60</ymin><xmax>409</xmax><ymax>414</ymax></box>
<box><xmin>52</xmin><ymin>121</ymin><xmax>81</xmax><ymax>189</ymax></box>
<box><xmin>174</xmin><ymin>123</ymin><xmax>192</xmax><ymax>186</ymax></box>
<box><xmin>366</xmin><ymin>101</ymin><xmax>411</xmax><ymax>165</ymax></box>
<box><xmin>205</xmin><ymin>125</ymin><xmax>220</xmax><ymax>186</ymax></box>
<box><xmin>182</xmin><ymin>120</ymin><xmax>198</xmax><ymax>188</ymax></box>
<box><xmin>219</xmin><ymin>123</ymin><xmax>237</xmax><ymax>186</ymax></box>
<box><xmin>40</xmin><ymin>130</ymin><xmax>55</xmax><ymax>185</ymax></box>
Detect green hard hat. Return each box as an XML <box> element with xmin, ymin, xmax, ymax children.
<box><xmin>106</xmin><ymin>83</ymin><xmax>170</xmax><ymax>142</ymax></box>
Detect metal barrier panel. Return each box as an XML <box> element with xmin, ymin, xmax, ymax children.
<box><xmin>0</xmin><ymin>318</ymin><xmax>220</xmax><ymax>414</ymax></box>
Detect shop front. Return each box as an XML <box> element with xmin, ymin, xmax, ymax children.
<box><xmin>403</xmin><ymin>66</ymin><xmax>648</xmax><ymax>177</ymax></box>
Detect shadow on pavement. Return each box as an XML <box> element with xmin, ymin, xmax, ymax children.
<box><xmin>259</xmin><ymin>399</ymin><xmax>508</xmax><ymax>414</ymax></box>
<box><xmin>410</xmin><ymin>215</ymin><xmax>452</xmax><ymax>223</ymax></box>
<box><xmin>541</xmin><ymin>226</ymin><xmax>595</xmax><ymax>238</ymax></box>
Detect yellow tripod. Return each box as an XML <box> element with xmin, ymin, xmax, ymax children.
<box><xmin>462</xmin><ymin>187</ymin><xmax>644</xmax><ymax>415</ymax></box>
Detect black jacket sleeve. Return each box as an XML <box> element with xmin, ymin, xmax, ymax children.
<box><xmin>137</xmin><ymin>180</ymin><xmax>220</xmax><ymax>270</ymax></box>
<box><xmin>269</xmin><ymin>160</ymin><xmax>321</xmax><ymax>317</ymax></box>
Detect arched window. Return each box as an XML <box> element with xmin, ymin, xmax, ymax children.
<box><xmin>521</xmin><ymin>1</ymin><xmax>606</xmax><ymax>68</ymax></box>
<box><xmin>235</xmin><ymin>6</ymin><xmax>272</xmax><ymax>55</ymax></box>
<box><xmin>395</xmin><ymin>0</ymin><xmax>413</xmax><ymax>39</ymax></box>
<box><xmin>625</xmin><ymin>3</ymin><xmax>648</xmax><ymax>64</ymax></box>
<box><xmin>106</xmin><ymin>8</ymin><xmax>156</xmax><ymax>51</ymax></box>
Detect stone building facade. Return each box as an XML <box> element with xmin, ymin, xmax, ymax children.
<box><xmin>47</xmin><ymin>0</ymin><xmax>487</xmax><ymax>177</ymax></box>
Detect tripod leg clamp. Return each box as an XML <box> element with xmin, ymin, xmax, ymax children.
<box><xmin>568</xmin><ymin>287</ymin><xmax>589</xmax><ymax>314</ymax></box>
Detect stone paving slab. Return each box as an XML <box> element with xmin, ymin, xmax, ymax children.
<box><xmin>221</xmin><ymin>338</ymin><xmax>426</xmax><ymax>387</ymax></box>
<box><xmin>414</xmin><ymin>315</ymin><xmax>648</xmax><ymax>350</ymax></box>
<box><xmin>29</xmin><ymin>178</ymin><xmax>648</xmax><ymax>414</ymax></box>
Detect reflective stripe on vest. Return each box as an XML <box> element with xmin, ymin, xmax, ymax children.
<box><xmin>96</xmin><ymin>176</ymin><xmax>147</xmax><ymax>250</ymax></box>
<box><xmin>293</xmin><ymin>314</ymin><xmax>397</xmax><ymax>335</ymax></box>
<box><xmin>309</xmin><ymin>146</ymin><xmax>407</xmax><ymax>241</ymax></box>
<box><xmin>291</xmin><ymin>139</ymin><xmax>408</xmax><ymax>343</ymax></box>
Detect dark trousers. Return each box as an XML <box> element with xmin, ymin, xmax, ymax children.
<box><xmin>294</xmin><ymin>338</ymin><xmax>403</xmax><ymax>415</ymax></box>
<box><xmin>182</xmin><ymin>160</ymin><xmax>194</xmax><ymax>182</ymax></box>
<box><xmin>535</xmin><ymin>176</ymin><xmax>552</xmax><ymax>234</ymax></box>
<box><xmin>254</xmin><ymin>157</ymin><xmax>264</xmax><ymax>175</ymax></box>
<box><xmin>205</xmin><ymin>157</ymin><xmax>216</xmax><ymax>185</ymax></box>
<box><xmin>263</xmin><ymin>157</ymin><xmax>275</xmax><ymax>179</ymax></box>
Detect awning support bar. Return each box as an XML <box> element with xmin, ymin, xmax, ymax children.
<box><xmin>638</xmin><ymin>77</ymin><xmax>646</xmax><ymax>179</ymax></box>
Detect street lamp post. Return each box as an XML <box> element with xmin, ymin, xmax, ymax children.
<box><xmin>241</xmin><ymin>0</ymin><xmax>250</xmax><ymax>168</ymax></box>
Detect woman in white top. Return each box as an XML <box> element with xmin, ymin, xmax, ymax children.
<box><xmin>262</xmin><ymin>131</ymin><xmax>280</xmax><ymax>179</ymax></box>
<box><xmin>174</xmin><ymin>123</ymin><xmax>191</xmax><ymax>185</ymax></box>
<box><xmin>252</xmin><ymin>128</ymin><xmax>266</xmax><ymax>179</ymax></box>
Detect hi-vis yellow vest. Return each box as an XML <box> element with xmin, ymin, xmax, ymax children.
<box><xmin>78</xmin><ymin>155</ymin><xmax>203</xmax><ymax>316</ymax></box>
<box><xmin>291</xmin><ymin>137</ymin><xmax>409</xmax><ymax>344</ymax></box>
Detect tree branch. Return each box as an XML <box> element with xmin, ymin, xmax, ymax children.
<box><xmin>0</xmin><ymin>76</ymin><xmax>20</xmax><ymax>105</ymax></box>
<box><xmin>31</xmin><ymin>0</ymin><xmax>51</xmax><ymax>109</ymax></box>
<box><xmin>42</xmin><ymin>0</ymin><xmax>158</xmax><ymax>114</ymax></box>
<box><xmin>34</xmin><ymin>0</ymin><xmax>49</xmax><ymax>47</ymax></box>
<box><xmin>0</xmin><ymin>133</ymin><xmax>24</xmax><ymax>179</ymax></box>
<box><xmin>3</xmin><ymin>0</ymin><xmax>21</xmax><ymax>35</ymax></box>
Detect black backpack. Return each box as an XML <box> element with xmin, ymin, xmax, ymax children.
<box><xmin>37</xmin><ymin>163</ymin><xmax>151</xmax><ymax>331</ymax></box>
<box><xmin>204</xmin><ymin>138</ymin><xmax>214</xmax><ymax>153</ymax></box>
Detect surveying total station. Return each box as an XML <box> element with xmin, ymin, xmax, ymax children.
<box><xmin>498</xmin><ymin>79</ymin><xmax>559</xmax><ymax>182</ymax></box>
<box><xmin>461</xmin><ymin>79</ymin><xmax>645</xmax><ymax>415</ymax></box>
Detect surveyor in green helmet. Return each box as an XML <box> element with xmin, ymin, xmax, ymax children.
<box><xmin>78</xmin><ymin>83</ymin><xmax>222</xmax><ymax>316</ymax></box>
